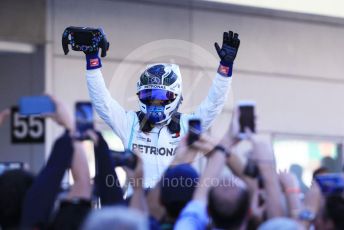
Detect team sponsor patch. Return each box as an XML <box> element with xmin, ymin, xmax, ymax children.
<box><xmin>90</xmin><ymin>58</ymin><xmax>99</xmax><ymax>67</ymax></box>
<box><xmin>148</xmin><ymin>76</ymin><xmax>161</xmax><ymax>84</ymax></box>
<box><xmin>137</xmin><ymin>135</ymin><xmax>146</xmax><ymax>141</ymax></box>
<box><xmin>169</xmin><ymin>83</ymin><xmax>180</xmax><ymax>91</ymax></box>
<box><xmin>138</xmin><ymin>84</ymin><xmax>167</xmax><ymax>91</ymax></box>
<box><xmin>132</xmin><ymin>143</ymin><xmax>175</xmax><ymax>156</ymax></box>
<box><xmin>218</xmin><ymin>65</ymin><xmax>230</xmax><ymax>75</ymax></box>
<box><xmin>169</xmin><ymin>140</ymin><xmax>180</xmax><ymax>145</ymax></box>
<box><xmin>172</xmin><ymin>132</ymin><xmax>180</xmax><ymax>138</ymax></box>
<box><xmin>137</xmin><ymin>133</ymin><xmax>152</xmax><ymax>142</ymax></box>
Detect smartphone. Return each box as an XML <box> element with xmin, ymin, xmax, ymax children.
<box><xmin>237</xmin><ymin>101</ymin><xmax>255</xmax><ymax>139</ymax></box>
<box><xmin>315</xmin><ymin>173</ymin><xmax>344</xmax><ymax>195</ymax></box>
<box><xmin>242</xmin><ymin>159</ymin><xmax>265</xmax><ymax>188</ymax></box>
<box><xmin>19</xmin><ymin>95</ymin><xmax>55</xmax><ymax>115</ymax></box>
<box><xmin>110</xmin><ymin>150</ymin><xmax>138</xmax><ymax>170</ymax></box>
<box><xmin>244</xmin><ymin>159</ymin><xmax>260</xmax><ymax>178</ymax></box>
<box><xmin>187</xmin><ymin>119</ymin><xmax>202</xmax><ymax>145</ymax></box>
<box><xmin>75</xmin><ymin>102</ymin><xmax>94</xmax><ymax>140</ymax></box>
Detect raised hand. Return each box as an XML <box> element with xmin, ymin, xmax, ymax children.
<box><xmin>0</xmin><ymin>108</ymin><xmax>10</xmax><ymax>126</ymax></box>
<box><xmin>215</xmin><ymin>30</ymin><xmax>240</xmax><ymax>65</ymax></box>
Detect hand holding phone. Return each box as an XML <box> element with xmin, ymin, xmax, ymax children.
<box><xmin>110</xmin><ymin>150</ymin><xmax>138</xmax><ymax>170</ymax></box>
<box><xmin>237</xmin><ymin>101</ymin><xmax>255</xmax><ymax>139</ymax></box>
<box><xmin>19</xmin><ymin>95</ymin><xmax>76</xmax><ymax>131</ymax></box>
<box><xmin>187</xmin><ymin>119</ymin><xmax>202</xmax><ymax>145</ymax></box>
<box><xmin>19</xmin><ymin>95</ymin><xmax>56</xmax><ymax>115</ymax></box>
<box><xmin>75</xmin><ymin>102</ymin><xmax>94</xmax><ymax>140</ymax></box>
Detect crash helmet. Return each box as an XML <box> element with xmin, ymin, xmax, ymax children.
<box><xmin>137</xmin><ymin>63</ymin><xmax>182</xmax><ymax>124</ymax></box>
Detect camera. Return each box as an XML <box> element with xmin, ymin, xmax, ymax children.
<box><xmin>62</xmin><ymin>26</ymin><xmax>109</xmax><ymax>57</ymax></box>
<box><xmin>110</xmin><ymin>150</ymin><xmax>138</xmax><ymax>170</ymax></box>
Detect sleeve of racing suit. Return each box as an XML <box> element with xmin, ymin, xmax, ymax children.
<box><xmin>193</xmin><ymin>73</ymin><xmax>232</xmax><ymax>130</ymax></box>
<box><xmin>86</xmin><ymin>69</ymin><xmax>130</xmax><ymax>142</ymax></box>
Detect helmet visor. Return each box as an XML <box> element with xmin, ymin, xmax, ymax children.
<box><xmin>138</xmin><ymin>89</ymin><xmax>177</xmax><ymax>106</ymax></box>
<box><xmin>138</xmin><ymin>89</ymin><xmax>176</xmax><ymax>100</ymax></box>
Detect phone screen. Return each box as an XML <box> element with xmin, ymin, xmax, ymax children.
<box><xmin>75</xmin><ymin>102</ymin><xmax>94</xmax><ymax>140</ymax></box>
<box><xmin>189</xmin><ymin>119</ymin><xmax>201</xmax><ymax>133</ymax></box>
<box><xmin>239</xmin><ymin>105</ymin><xmax>255</xmax><ymax>134</ymax></box>
<box><xmin>19</xmin><ymin>95</ymin><xmax>55</xmax><ymax>115</ymax></box>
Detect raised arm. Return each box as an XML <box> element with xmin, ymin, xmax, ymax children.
<box><xmin>87</xmin><ymin>130</ymin><xmax>124</xmax><ymax>205</ymax></box>
<box><xmin>193</xmin><ymin>30</ymin><xmax>240</xmax><ymax>130</ymax></box>
<box><xmin>66</xmin><ymin>140</ymin><xmax>92</xmax><ymax>200</ymax></box>
<box><xmin>21</xmin><ymin>97</ymin><xmax>75</xmax><ymax>228</ymax></box>
<box><xmin>279</xmin><ymin>171</ymin><xmax>303</xmax><ymax>219</ymax></box>
<box><xmin>249</xmin><ymin>134</ymin><xmax>285</xmax><ymax>219</ymax></box>
<box><xmin>85</xmin><ymin>53</ymin><xmax>131</xmax><ymax>143</ymax></box>
<box><xmin>174</xmin><ymin>135</ymin><xmax>225</xmax><ymax>230</ymax></box>
<box><xmin>193</xmin><ymin>73</ymin><xmax>232</xmax><ymax>130</ymax></box>
<box><xmin>0</xmin><ymin>108</ymin><xmax>10</xmax><ymax>126</ymax></box>
<box><xmin>126</xmin><ymin>155</ymin><xmax>148</xmax><ymax>215</ymax></box>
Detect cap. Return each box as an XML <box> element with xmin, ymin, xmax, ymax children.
<box><xmin>160</xmin><ymin>164</ymin><xmax>199</xmax><ymax>204</ymax></box>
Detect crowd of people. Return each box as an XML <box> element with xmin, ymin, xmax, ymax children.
<box><xmin>0</xmin><ymin>97</ymin><xmax>343</xmax><ymax>230</ymax></box>
<box><xmin>1</xmin><ymin>28</ymin><xmax>344</xmax><ymax>230</ymax></box>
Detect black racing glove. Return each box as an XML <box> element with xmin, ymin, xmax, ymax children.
<box><xmin>215</xmin><ymin>30</ymin><xmax>240</xmax><ymax>77</ymax></box>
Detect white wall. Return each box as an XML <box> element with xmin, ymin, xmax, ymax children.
<box><xmin>46</xmin><ymin>0</ymin><xmax>344</xmax><ymax>148</ymax></box>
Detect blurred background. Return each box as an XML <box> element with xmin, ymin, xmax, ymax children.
<box><xmin>1</xmin><ymin>0</ymin><xmax>344</xmax><ymax>188</ymax></box>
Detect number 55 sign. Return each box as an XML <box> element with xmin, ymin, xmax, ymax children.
<box><xmin>11</xmin><ymin>107</ymin><xmax>45</xmax><ymax>143</ymax></box>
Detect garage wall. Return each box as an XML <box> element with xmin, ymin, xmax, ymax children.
<box><xmin>46</xmin><ymin>0</ymin><xmax>344</xmax><ymax>148</ymax></box>
<box><xmin>0</xmin><ymin>0</ymin><xmax>45</xmax><ymax>44</ymax></box>
<box><xmin>0</xmin><ymin>48</ymin><xmax>45</xmax><ymax>173</ymax></box>
<box><xmin>0</xmin><ymin>0</ymin><xmax>46</xmax><ymax>173</ymax></box>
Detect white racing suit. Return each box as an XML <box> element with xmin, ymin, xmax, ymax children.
<box><xmin>86</xmin><ymin>68</ymin><xmax>231</xmax><ymax>188</ymax></box>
